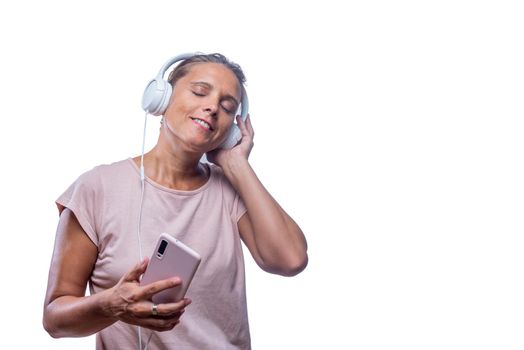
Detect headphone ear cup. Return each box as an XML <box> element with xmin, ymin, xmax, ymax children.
<box><xmin>220</xmin><ymin>124</ymin><xmax>242</xmax><ymax>149</ymax></box>
<box><xmin>142</xmin><ymin>78</ymin><xmax>173</xmax><ymax>116</ymax></box>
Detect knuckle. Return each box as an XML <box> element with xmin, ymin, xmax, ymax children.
<box><xmin>126</xmin><ymin>293</ymin><xmax>139</xmax><ymax>303</ymax></box>
<box><xmin>128</xmin><ymin>301</ymin><xmax>150</xmax><ymax>317</ymax></box>
<box><xmin>126</xmin><ymin>303</ymin><xmax>139</xmax><ymax>315</ymax></box>
<box><xmin>148</xmin><ymin>284</ymin><xmax>159</xmax><ymax>295</ymax></box>
<box><xmin>145</xmin><ymin>284</ymin><xmax>162</xmax><ymax>297</ymax></box>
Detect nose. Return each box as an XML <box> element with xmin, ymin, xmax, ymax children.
<box><xmin>202</xmin><ymin>99</ymin><xmax>219</xmax><ymax>119</ymax></box>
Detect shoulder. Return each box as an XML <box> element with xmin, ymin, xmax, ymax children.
<box><xmin>86</xmin><ymin>158</ymin><xmax>134</xmax><ymax>177</ymax></box>
<box><xmin>64</xmin><ymin>159</ymin><xmax>137</xmax><ymax>198</ymax></box>
<box><xmin>76</xmin><ymin>158</ymin><xmax>135</xmax><ymax>183</ymax></box>
<box><xmin>57</xmin><ymin>158</ymin><xmax>136</xmax><ymax>210</ymax></box>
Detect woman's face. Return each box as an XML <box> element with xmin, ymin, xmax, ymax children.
<box><xmin>162</xmin><ymin>62</ymin><xmax>241</xmax><ymax>153</ymax></box>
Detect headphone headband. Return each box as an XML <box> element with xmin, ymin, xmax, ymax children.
<box><xmin>155</xmin><ymin>52</ymin><xmax>201</xmax><ymax>80</ymax></box>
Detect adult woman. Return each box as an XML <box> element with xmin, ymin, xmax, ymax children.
<box><xmin>43</xmin><ymin>53</ymin><xmax>308</xmax><ymax>349</ymax></box>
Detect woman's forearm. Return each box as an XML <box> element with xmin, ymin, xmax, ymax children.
<box><xmin>43</xmin><ymin>290</ymin><xmax>116</xmax><ymax>338</ymax></box>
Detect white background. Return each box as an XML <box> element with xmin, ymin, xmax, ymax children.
<box><xmin>1</xmin><ymin>0</ymin><xmax>523</xmax><ymax>349</ymax></box>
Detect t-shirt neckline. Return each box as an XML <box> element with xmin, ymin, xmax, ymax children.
<box><xmin>126</xmin><ymin>158</ymin><xmax>214</xmax><ymax>195</ymax></box>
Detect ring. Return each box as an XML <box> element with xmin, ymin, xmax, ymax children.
<box><xmin>151</xmin><ymin>303</ymin><xmax>158</xmax><ymax>316</ymax></box>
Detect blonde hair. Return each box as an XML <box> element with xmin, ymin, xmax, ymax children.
<box><xmin>167</xmin><ymin>53</ymin><xmax>246</xmax><ymax>88</ymax></box>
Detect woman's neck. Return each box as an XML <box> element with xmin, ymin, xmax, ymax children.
<box><xmin>134</xmin><ymin>146</ymin><xmax>208</xmax><ymax>191</ymax></box>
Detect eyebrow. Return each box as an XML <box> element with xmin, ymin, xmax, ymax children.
<box><xmin>190</xmin><ymin>81</ymin><xmax>240</xmax><ymax>106</ymax></box>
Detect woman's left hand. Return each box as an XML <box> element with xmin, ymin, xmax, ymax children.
<box><xmin>207</xmin><ymin>114</ymin><xmax>254</xmax><ymax>168</ymax></box>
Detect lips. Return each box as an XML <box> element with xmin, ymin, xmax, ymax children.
<box><xmin>190</xmin><ymin>117</ymin><xmax>214</xmax><ymax>131</ymax></box>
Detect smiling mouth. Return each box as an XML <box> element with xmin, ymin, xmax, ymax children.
<box><xmin>190</xmin><ymin>117</ymin><xmax>214</xmax><ymax>131</ymax></box>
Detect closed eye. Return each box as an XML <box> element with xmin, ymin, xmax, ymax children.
<box><xmin>222</xmin><ymin>105</ymin><xmax>235</xmax><ymax>114</ymax></box>
<box><xmin>192</xmin><ymin>90</ymin><xmax>236</xmax><ymax>115</ymax></box>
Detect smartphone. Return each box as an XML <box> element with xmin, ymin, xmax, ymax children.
<box><xmin>140</xmin><ymin>233</ymin><xmax>202</xmax><ymax>304</ymax></box>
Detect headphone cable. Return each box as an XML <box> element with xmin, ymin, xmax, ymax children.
<box><xmin>137</xmin><ymin>111</ymin><xmax>148</xmax><ymax>261</ymax></box>
<box><xmin>136</xmin><ymin>111</ymin><xmax>148</xmax><ymax>350</ymax></box>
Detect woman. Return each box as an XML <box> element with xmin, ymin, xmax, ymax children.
<box><xmin>43</xmin><ymin>53</ymin><xmax>308</xmax><ymax>349</ymax></box>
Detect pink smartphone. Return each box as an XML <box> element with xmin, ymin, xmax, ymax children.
<box><xmin>140</xmin><ymin>233</ymin><xmax>202</xmax><ymax>304</ymax></box>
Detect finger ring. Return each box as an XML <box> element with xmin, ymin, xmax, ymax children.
<box><xmin>151</xmin><ymin>303</ymin><xmax>158</xmax><ymax>316</ymax></box>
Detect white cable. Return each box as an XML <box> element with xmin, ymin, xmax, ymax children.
<box><xmin>144</xmin><ymin>332</ymin><xmax>154</xmax><ymax>350</ymax></box>
<box><xmin>137</xmin><ymin>177</ymin><xmax>146</xmax><ymax>350</ymax></box>
<box><xmin>137</xmin><ymin>111</ymin><xmax>148</xmax><ymax>262</ymax></box>
<box><xmin>140</xmin><ymin>112</ymin><xmax>147</xmax><ymax>183</ymax></box>
<box><xmin>136</xmin><ymin>111</ymin><xmax>148</xmax><ymax>350</ymax></box>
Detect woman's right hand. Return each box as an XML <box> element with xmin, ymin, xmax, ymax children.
<box><xmin>102</xmin><ymin>258</ymin><xmax>192</xmax><ymax>332</ymax></box>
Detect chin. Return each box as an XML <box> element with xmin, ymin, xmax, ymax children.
<box><xmin>183</xmin><ymin>131</ymin><xmax>225</xmax><ymax>154</ymax></box>
<box><xmin>184</xmin><ymin>140</ymin><xmax>218</xmax><ymax>155</ymax></box>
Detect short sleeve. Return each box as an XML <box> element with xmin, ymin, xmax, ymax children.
<box><xmin>209</xmin><ymin>164</ymin><xmax>248</xmax><ymax>223</ymax></box>
<box><xmin>232</xmin><ymin>193</ymin><xmax>247</xmax><ymax>222</ymax></box>
<box><xmin>56</xmin><ymin>170</ymin><xmax>100</xmax><ymax>247</ymax></box>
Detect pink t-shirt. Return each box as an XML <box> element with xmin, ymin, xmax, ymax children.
<box><xmin>56</xmin><ymin>158</ymin><xmax>250</xmax><ymax>349</ymax></box>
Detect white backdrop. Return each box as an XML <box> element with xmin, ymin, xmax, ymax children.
<box><xmin>1</xmin><ymin>1</ymin><xmax>523</xmax><ymax>349</ymax></box>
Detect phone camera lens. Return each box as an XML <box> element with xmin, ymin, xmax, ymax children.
<box><xmin>157</xmin><ymin>239</ymin><xmax>168</xmax><ymax>257</ymax></box>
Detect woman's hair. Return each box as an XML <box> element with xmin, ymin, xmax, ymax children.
<box><xmin>167</xmin><ymin>53</ymin><xmax>246</xmax><ymax>88</ymax></box>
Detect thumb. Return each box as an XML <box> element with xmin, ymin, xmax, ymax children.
<box><xmin>124</xmin><ymin>257</ymin><xmax>149</xmax><ymax>282</ymax></box>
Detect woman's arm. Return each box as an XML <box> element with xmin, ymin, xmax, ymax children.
<box><xmin>43</xmin><ymin>208</ymin><xmax>190</xmax><ymax>338</ymax></box>
<box><xmin>209</xmin><ymin>115</ymin><xmax>308</xmax><ymax>276</ymax></box>
<box><xmin>229</xmin><ymin>161</ymin><xmax>308</xmax><ymax>276</ymax></box>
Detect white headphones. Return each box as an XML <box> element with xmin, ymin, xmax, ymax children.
<box><xmin>141</xmin><ymin>53</ymin><xmax>249</xmax><ymax>149</ymax></box>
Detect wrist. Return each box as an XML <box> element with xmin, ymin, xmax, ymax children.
<box><xmin>222</xmin><ymin>158</ymin><xmax>251</xmax><ymax>182</ymax></box>
<box><xmin>96</xmin><ymin>288</ymin><xmax>119</xmax><ymax>319</ymax></box>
